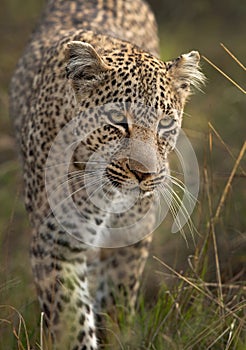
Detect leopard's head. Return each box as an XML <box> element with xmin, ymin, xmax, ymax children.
<box><xmin>65</xmin><ymin>40</ymin><xmax>205</xmax><ymax>195</ymax></box>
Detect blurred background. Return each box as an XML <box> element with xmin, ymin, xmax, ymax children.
<box><xmin>0</xmin><ymin>0</ymin><xmax>245</xmax><ymax>347</ymax></box>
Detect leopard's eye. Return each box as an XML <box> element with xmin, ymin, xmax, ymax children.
<box><xmin>158</xmin><ymin>117</ymin><xmax>175</xmax><ymax>130</ymax></box>
<box><xmin>107</xmin><ymin>110</ymin><xmax>127</xmax><ymax>127</ymax></box>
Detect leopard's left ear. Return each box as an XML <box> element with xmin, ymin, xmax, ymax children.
<box><xmin>64</xmin><ymin>41</ymin><xmax>111</xmax><ymax>94</ymax></box>
<box><xmin>166</xmin><ymin>51</ymin><xmax>205</xmax><ymax>96</ymax></box>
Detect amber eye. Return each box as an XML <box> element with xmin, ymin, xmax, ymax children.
<box><xmin>107</xmin><ymin>110</ymin><xmax>128</xmax><ymax>127</ymax></box>
<box><xmin>158</xmin><ymin>117</ymin><xmax>176</xmax><ymax>130</ymax></box>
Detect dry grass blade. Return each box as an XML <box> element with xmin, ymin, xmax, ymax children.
<box><xmin>208</xmin><ymin>122</ymin><xmax>246</xmax><ymax>177</ymax></box>
<box><xmin>220</xmin><ymin>43</ymin><xmax>246</xmax><ymax>71</ymax></box>
<box><xmin>40</xmin><ymin>312</ymin><xmax>44</xmax><ymax>350</ymax></box>
<box><xmin>206</xmin><ymin>325</ymin><xmax>231</xmax><ymax>349</ymax></box>
<box><xmin>225</xmin><ymin>317</ymin><xmax>246</xmax><ymax>350</ymax></box>
<box><xmin>225</xmin><ymin>318</ymin><xmax>236</xmax><ymax>350</ymax></box>
<box><xmin>202</xmin><ymin>55</ymin><xmax>246</xmax><ymax>94</ymax></box>
<box><xmin>204</xmin><ymin>168</ymin><xmax>223</xmax><ymax>308</ymax></box>
<box><xmin>0</xmin><ymin>305</ymin><xmax>30</xmax><ymax>350</ymax></box>
<box><xmin>202</xmin><ymin>282</ymin><xmax>246</xmax><ymax>291</ymax></box>
<box><xmin>184</xmin><ymin>302</ymin><xmax>246</xmax><ymax>350</ymax></box>
<box><xmin>153</xmin><ymin>257</ymin><xmax>246</xmax><ymax>323</ymax></box>
<box><xmin>214</xmin><ymin>141</ymin><xmax>246</xmax><ymax>221</ymax></box>
<box><xmin>153</xmin><ymin>256</ymin><xmax>224</xmax><ymax>308</ymax></box>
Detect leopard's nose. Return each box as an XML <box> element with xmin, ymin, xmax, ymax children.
<box><xmin>129</xmin><ymin>138</ymin><xmax>159</xmax><ymax>178</ymax></box>
<box><xmin>128</xmin><ymin>159</ymin><xmax>157</xmax><ymax>182</ymax></box>
<box><xmin>131</xmin><ymin>169</ymin><xmax>153</xmax><ymax>182</ymax></box>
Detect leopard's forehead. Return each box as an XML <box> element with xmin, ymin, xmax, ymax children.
<box><xmin>80</xmin><ymin>47</ymin><xmax>177</xmax><ymax>116</ymax></box>
<box><xmin>103</xmin><ymin>48</ymin><xmax>165</xmax><ymax>72</ymax></box>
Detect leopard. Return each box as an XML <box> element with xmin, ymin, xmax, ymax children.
<box><xmin>10</xmin><ymin>0</ymin><xmax>205</xmax><ymax>349</ymax></box>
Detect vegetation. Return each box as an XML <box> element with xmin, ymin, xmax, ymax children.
<box><xmin>0</xmin><ymin>0</ymin><xmax>245</xmax><ymax>349</ymax></box>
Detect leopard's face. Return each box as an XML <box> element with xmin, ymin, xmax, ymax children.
<box><xmin>86</xmin><ymin>102</ymin><xmax>181</xmax><ymax>194</ymax></box>
<box><xmin>65</xmin><ymin>41</ymin><xmax>205</xmax><ymax>195</ymax></box>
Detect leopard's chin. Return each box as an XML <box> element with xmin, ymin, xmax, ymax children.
<box><xmin>109</xmin><ymin>178</ymin><xmax>139</xmax><ymax>192</ymax></box>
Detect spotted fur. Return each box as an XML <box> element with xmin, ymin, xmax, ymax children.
<box><xmin>10</xmin><ymin>0</ymin><xmax>204</xmax><ymax>349</ymax></box>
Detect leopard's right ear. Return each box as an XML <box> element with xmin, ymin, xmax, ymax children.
<box><xmin>65</xmin><ymin>41</ymin><xmax>111</xmax><ymax>93</ymax></box>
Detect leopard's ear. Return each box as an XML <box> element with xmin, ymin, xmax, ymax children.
<box><xmin>65</xmin><ymin>41</ymin><xmax>111</xmax><ymax>93</ymax></box>
<box><xmin>166</xmin><ymin>51</ymin><xmax>205</xmax><ymax>96</ymax></box>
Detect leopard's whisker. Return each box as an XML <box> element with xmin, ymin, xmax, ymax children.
<box><xmin>167</xmin><ymin>174</ymin><xmax>198</xmax><ymax>205</ymax></box>
<box><xmin>165</xmin><ymin>182</ymin><xmax>195</xmax><ymax>233</ymax></box>
<box><xmin>169</xmin><ymin>169</ymin><xmax>185</xmax><ymax>176</ymax></box>
<box><xmin>47</xmin><ymin>175</ymin><xmax>105</xmax><ymax>212</ymax></box>
<box><xmin>82</xmin><ymin>177</ymin><xmax>111</xmax><ymax>205</ymax></box>
<box><xmin>173</xmin><ymin>107</ymin><xmax>201</xmax><ymax>121</ymax></box>
<box><xmin>169</xmin><ymin>187</ymin><xmax>197</xmax><ymax>237</ymax></box>
<box><xmin>159</xmin><ymin>182</ymin><xmax>196</xmax><ymax>241</ymax></box>
<box><xmin>47</xmin><ymin>168</ymin><xmax>106</xmax><ymax>183</ymax></box>
<box><xmin>46</xmin><ymin>170</ymin><xmax>106</xmax><ymax>197</ymax></box>
<box><xmin>45</xmin><ymin>160</ymin><xmax>108</xmax><ymax>169</ymax></box>
<box><xmin>158</xmin><ymin>186</ymin><xmax>188</xmax><ymax>244</ymax></box>
<box><xmin>99</xmin><ymin>179</ymin><xmax>117</xmax><ymax>202</ymax></box>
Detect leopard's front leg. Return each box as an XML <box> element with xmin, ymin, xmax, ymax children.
<box><xmin>31</xmin><ymin>221</ymin><xmax>99</xmax><ymax>350</ymax></box>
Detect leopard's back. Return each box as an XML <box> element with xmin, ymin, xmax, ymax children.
<box><xmin>41</xmin><ymin>0</ymin><xmax>159</xmax><ymax>54</ymax></box>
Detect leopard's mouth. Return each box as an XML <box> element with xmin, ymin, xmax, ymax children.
<box><xmin>105</xmin><ymin>167</ymin><xmax>165</xmax><ymax>194</ymax></box>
